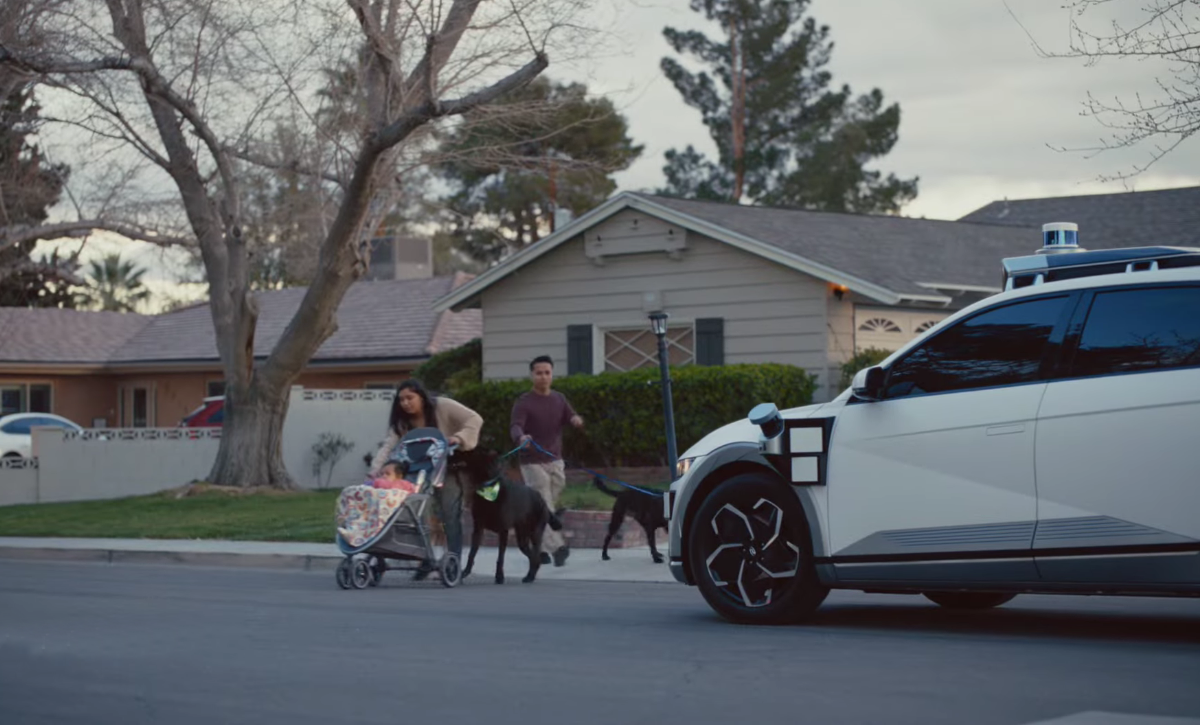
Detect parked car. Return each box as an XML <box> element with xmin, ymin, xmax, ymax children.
<box><xmin>0</xmin><ymin>413</ymin><xmax>85</xmax><ymax>459</ymax></box>
<box><xmin>180</xmin><ymin>396</ymin><xmax>225</xmax><ymax>428</ymax></box>
<box><xmin>666</xmin><ymin>223</ymin><xmax>1200</xmax><ymax>624</ymax></box>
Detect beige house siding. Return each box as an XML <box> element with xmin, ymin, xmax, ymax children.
<box><xmin>825</xmin><ymin>292</ymin><xmax>857</xmax><ymax>395</ymax></box>
<box><xmin>481</xmin><ymin>209</ymin><xmax>841</xmax><ymax>400</ymax></box>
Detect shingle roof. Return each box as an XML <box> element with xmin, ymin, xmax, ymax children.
<box><xmin>0</xmin><ymin>308</ymin><xmax>151</xmax><ymax>364</ymax></box>
<box><xmin>958</xmin><ymin>186</ymin><xmax>1200</xmax><ymax>249</ymax></box>
<box><xmin>1</xmin><ymin>275</ymin><xmax>481</xmax><ymax>366</ymax></box>
<box><xmin>636</xmin><ymin>194</ymin><xmax>1038</xmax><ymax>295</ymax></box>
<box><xmin>112</xmin><ymin>275</ymin><xmax>472</xmax><ymax>363</ymax></box>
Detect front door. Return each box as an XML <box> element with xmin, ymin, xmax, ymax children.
<box><xmin>827</xmin><ymin>294</ymin><xmax>1074</xmax><ymax>582</ymax></box>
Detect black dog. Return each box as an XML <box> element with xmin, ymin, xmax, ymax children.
<box><xmin>458</xmin><ymin>450</ymin><xmax>563</xmax><ymax>584</ymax></box>
<box><xmin>594</xmin><ymin>477</ymin><xmax>668</xmax><ymax>563</ymax></box>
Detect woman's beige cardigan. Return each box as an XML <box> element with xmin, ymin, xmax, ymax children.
<box><xmin>367</xmin><ymin>396</ymin><xmax>483</xmax><ymax>476</ymax></box>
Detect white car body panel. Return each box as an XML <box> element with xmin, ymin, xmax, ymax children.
<box><xmin>827</xmin><ymin>384</ymin><xmax>1044</xmax><ymax>557</ymax></box>
<box><xmin>1035</xmin><ymin>367</ymin><xmax>1200</xmax><ymax>541</ymax></box>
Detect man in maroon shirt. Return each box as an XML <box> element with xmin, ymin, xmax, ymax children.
<box><xmin>511</xmin><ymin>355</ymin><xmax>584</xmax><ymax>566</ymax></box>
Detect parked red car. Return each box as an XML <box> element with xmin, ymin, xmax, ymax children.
<box><xmin>180</xmin><ymin>396</ymin><xmax>225</xmax><ymax>428</ymax></box>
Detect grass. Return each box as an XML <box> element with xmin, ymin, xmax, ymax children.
<box><xmin>0</xmin><ymin>486</ymin><xmax>343</xmax><ymax>542</ymax></box>
<box><xmin>0</xmin><ymin>480</ymin><xmax>643</xmax><ymax>542</ymax></box>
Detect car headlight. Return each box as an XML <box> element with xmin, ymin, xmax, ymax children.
<box><xmin>675</xmin><ymin>457</ymin><xmax>695</xmax><ymax>479</ymax></box>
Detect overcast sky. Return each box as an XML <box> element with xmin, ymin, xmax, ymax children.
<box><xmin>42</xmin><ymin>0</ymin><xmax>1200</xmax><ymax>306</ymax></box>
<box><xmin>557</xmin><ymin>0</ymin><xmax>1200</xmax><ymax>219</ymax></box>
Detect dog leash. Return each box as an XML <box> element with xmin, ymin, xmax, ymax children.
<box><xmin>526</xmin><ymin>440</ymin><xmax>665</xmax><ymax>497</ymax></box>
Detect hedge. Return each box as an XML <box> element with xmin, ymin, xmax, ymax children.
<box><xmin>412</xmin><ymin>338</ymin><xmax>482</xmax><ymax>395</ymax></box>
<box><xmin>452</xmin><ymin>363</ymin><xmax>816</xmax><ymax>468</ymax></box>
<box><xmin>837</xmin><ymin>347</ymin><xmax>892</xmax><ymax>390</ymax></box>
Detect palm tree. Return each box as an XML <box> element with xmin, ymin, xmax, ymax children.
<box><xmin>83</xmin><ymin>253</ymin><xmax>152</xmax><ymax>313</ymax></box>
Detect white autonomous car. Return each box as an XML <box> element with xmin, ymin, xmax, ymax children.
<box><xmin>666</xmin><ymin>223</ymin><xmax>1200</xmax><ymax>624</ymax></box>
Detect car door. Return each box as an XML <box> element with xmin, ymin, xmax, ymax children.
<box><xmin>827</xmin><ymin>294</ymin><xmax>1075</xmax><ymax>582</ymax></box>
<box><xmin>1034</xmin><ymin>283</ymin><xmax>1200</xmax><ymax>585</ymax></box>
<box><xmin>0</xmin><ymin>418</ymin><xmax>35</xmax><ymax>457</ymax></box>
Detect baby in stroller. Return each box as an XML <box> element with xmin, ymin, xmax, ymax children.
<box><xmin>371</xmin><ymin>462</ymin><xmax>419</xmax><ymax>492</ymax></box>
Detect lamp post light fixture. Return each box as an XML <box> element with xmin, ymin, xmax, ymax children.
<box><xmin>648</xmin><ymin>310</ymin><xmax>679</xmax><ymax>478</ymax></box>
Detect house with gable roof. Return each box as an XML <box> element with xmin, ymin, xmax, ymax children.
<box><xmin>433</xmin><ymin>187</ymin><xmax>1200</xmax><ymax>402</ymax></box>
<box><xmin>0</xmin><ymin>274</ymin><xmax>480</xmax><ymax>428</ymax></box>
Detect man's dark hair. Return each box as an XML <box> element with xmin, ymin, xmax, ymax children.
<box><xmin>529</xmin><ymin>355</ymin><xmax>554</xmax><ymax>371</ymax></box>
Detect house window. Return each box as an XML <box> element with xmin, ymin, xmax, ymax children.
<box><xmin>0</xmin><ymin>384</ymin><xmax>52</xmax><ymax>415</ymax></box>
<box><xmin>206</xmin><ymin>380</ymin><xmax>226</xmax><ymax>397</ymax></box>
<box><xmin>913</xmin><ymin>320</ymin><xmax>940</xmax><ymax>334</ymax></box>
<box><xmin>132</xmin><ymin>388</ymin><xmax>149</xmax><ymax>428</ymax></box>
<box><xmin>858</xmin><ymin>317</ymin><xmax>903</xmax><ymax>333</ymax></box>
<box><xmin>602</xmin><ymin>325</ymin><xmax>694</xmax><ymax>372</ymax></box>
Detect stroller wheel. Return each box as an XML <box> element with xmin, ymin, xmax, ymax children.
<box><xmin>368</xmin><ymin>557</ymin><xmax>385</xmax><ymax>587</ymax></box>
<box><xmin>351</xmin><ymin>559</ymin><xmax>373</xmax><ymax>589</ymax></box>
<box><xmin>335</xmin><ymin>558</ymin><xmax>353</xmax><ymax>590</ymax></box>
<box><xmin>440</xmin><ymin>553</ymin><xmax>462</xmax><ymax>588</ymax></box>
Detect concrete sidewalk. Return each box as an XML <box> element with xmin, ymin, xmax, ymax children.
<box><xmin>0</xmin><ymin>537</ymin><xmax>676</xmax><ymax>584</ymax></box>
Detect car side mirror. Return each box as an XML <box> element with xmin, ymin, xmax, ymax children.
<box><xmin>851</xmin><ymin>366</ymin><xmax>885</xmax><ymax>401</ymax></box>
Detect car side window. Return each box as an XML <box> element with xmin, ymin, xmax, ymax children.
<box><xmin>1</xmin><ymin>420</ymin><xmax>32</xmax><ymax>435</ymax></box>
<box><xmin>884</xmin><ymin>296</ymin><xmax>1069</xmax><ymax>399</ymax></box>
<box><xmin>1070</xmin><ymin>286</ymin><xmax>1200</xmax><ymax>378</ymax></box>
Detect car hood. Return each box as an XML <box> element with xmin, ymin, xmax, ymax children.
<box><xmin>680</xmin><ymin>402</ymin><xmax>831</xmax><ymax>459</ymax></box>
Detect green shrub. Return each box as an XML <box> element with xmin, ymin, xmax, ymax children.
<box><xmin>838</xmin><ymin>347</ymin><xmax>892</xmax><ymax>390</ymax></box>
<box><xmin>412</xmin><ymin>338</ymin><xmax>482</xmax><ymax>395</ymax></box>
<box><xmin>453</xmin><ymin>363</ymin><xmax>816</xmax><ymax>467</ymax></box>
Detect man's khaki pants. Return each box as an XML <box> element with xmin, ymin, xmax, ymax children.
<box><xmin>521</xmin><ymin>460</ymin><xmax>566</xmax><ymax>553</ymax></box>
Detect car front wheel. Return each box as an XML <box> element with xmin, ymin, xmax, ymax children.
<box><xmin>687</xmin><ymin>473</ymin><xmax>828</xmax><ymax>625</ymax></box>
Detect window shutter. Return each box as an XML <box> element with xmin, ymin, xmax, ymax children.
<box><xmin>567</xmin><ymin>325</ymin><xmax>593</xmax><ymax>375</ymax></box>
<box><xmin>696</xmin><ymin>317</ymin><xmax>725</xmax><ymax>366</ymax></box>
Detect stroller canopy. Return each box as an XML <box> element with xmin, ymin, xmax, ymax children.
<box><xmin>388</xmin><ymin>427</ymin><xmax>449</xmax><ymax>476</ymax></box>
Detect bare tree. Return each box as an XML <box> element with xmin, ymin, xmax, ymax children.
<box><xmin>0</xmin><ymin>0</ymin><xmax>586</xmax><ymax>487</ymax></box>
<box><xmin>1010</xmin><ymin>0</ymin><xmax>1200</xmax><ymax>179</ymax></box>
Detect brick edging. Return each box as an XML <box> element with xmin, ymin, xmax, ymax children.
<box><xmin>460</xmin><ymin>509</ymin><xmax>665</xmax><ymax>549</ymax></box>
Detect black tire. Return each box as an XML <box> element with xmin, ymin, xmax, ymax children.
<box><xmin>350</xmin><ymin>559</ymin><xmax>373</xmax><ymax>589</ymax></box>
<box><xmin>440</xmin><ymin>553</ymin><xmax>462</xmax><ymax>588</ymax></box>
<box><xmin>687</xmin><ymin>473</ymin><xmax>828</xmax><ymax>625</ymax></box>
<box><xmin>923</xmin><ymin>592</ymin><xmax>1017</xmax><ymax>610</ymax></box>
<box><xmin>335</xmin><ymin>558</ymin><xmax>353</xmax><ymax>590</ymax></box>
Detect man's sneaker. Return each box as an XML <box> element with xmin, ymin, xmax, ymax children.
<box><xmin>553</xmin><ymin>546</ymin><xmax>570</xmax><ymax>567</ymax></box>
<box><xmin>539</xmin><ymin>552</ymin><xmax>552</xmax><ymax>565</ymax></box>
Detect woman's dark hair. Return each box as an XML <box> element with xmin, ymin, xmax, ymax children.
<box><xmin>389</xmin><ymin>379</ymin><xmax>438</xmax><ymax>436</ymax></box>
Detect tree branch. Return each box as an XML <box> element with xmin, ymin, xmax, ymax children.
<box><xmin>377</xmin><ymin>52</ymin><xmax>548</xmax><ymax>149</ymax></box>
<box><xmin>226</xmin><ymin>146</ymin><xmax>345</xmax><ymax>186</ymax></box>
<box><xmin>1</xmin><ymin>220</ymin><xmax>195</xmax><ymax>252</ymax></box>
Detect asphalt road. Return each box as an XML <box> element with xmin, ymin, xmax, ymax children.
<box><xmin>2</xmin><ymin>560</ymin><xmax>1199</xmax><ymax>725</ymax></box>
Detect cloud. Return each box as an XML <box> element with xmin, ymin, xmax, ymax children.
<box><xmin>561</xmin><ymin>0</ymin><xmax>1200</xmax><ymax>219</ymax></box>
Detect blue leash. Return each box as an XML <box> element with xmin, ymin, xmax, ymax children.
<box><xmin>526</xmin><ymin>440</ymin><xmax>665</xmax><ymax>498</ymax></box>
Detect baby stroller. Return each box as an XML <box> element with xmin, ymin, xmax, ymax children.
<box><xmin>334</xmin><ymin>427</ymin><xmax>462</xmax><ymax>589</ymax></box>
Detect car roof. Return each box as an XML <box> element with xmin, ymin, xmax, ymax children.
<box><xmin>0</xmin><ymin>412</ymin><xmax>80</xmax><ymax>425</ymax></box>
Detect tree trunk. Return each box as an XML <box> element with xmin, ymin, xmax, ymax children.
<box><xmin>207</xmin><ymin>380</ymin><xmax>294</xmax><ymax>489</ymax></box>
<box><xmin>729</xmin><ymin>16</ymin><xmax>746</xmax><ymax>203</ymax></box>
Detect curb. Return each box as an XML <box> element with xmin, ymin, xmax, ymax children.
<box><xmin>0</xmin><ymin>546</ymin><xmax>342</xmax><ymax>571</ymax></box>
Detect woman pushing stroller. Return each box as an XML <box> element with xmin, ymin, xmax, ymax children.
<box><xmin>368</xmin><ymin>380</ymin><xmax>483</xmax><ymax>581</ymax></box>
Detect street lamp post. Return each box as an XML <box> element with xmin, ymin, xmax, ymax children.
<box><xmin>648</xmin><ymin>311</ymin><xmax>679</xmax><ymax>479</ymax></box>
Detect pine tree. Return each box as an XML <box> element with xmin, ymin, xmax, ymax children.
<box><xmin>439</xmin><ymin>77</ymin><xmax>643</xmax><ymax>263</ymax></box>
<box><xmin>660</xmin><ymin>0</ymin><xmax>917</xmax><ymax>213</ymax></box>
<box><xmin>0</xmin><ymin>84</ymin><xmax>74</xmax><ymax>307</ymax></box>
